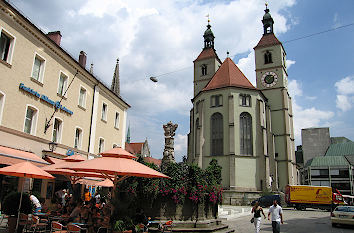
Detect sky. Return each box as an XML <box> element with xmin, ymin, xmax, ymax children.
<box><xmin>9</xmin><ymin>0</ymin><xmax>354</xmax><ymax>161</ymax></box>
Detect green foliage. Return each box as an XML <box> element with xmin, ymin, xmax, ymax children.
<box><xmin>2</xmin><ymin>192</ymin><xmax>33</xmax><ymax>215</ymax></box>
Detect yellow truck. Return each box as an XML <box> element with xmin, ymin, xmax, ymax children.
<box><xmin>285</xmin><ymin>185</ymin><xmax>345</xmax><ymax>210</ymax></box>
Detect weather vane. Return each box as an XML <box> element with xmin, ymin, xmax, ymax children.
<box><xmin>265</xmin><ymin>1</ymin><xmax>268</xmax><ymax>9</ymax></box>
<box><xmin>206</xmin><ymin>14</ymin><xmax>210</xmax><ymax>24</ymax></box>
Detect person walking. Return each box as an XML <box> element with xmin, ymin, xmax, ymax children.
<box><xmin>268</xmin><ymin>199</ymin><xmax>283</xmax><ymax>233</ymax></box>
<box><xmin>251</xmin><ymin>201</ymin><xmax>266</xmax><ymax>233</ymax></box>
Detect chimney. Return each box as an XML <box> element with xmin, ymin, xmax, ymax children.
<box><xmin>79</xmin><ymin>51</ymin><xmax>87</xmax><ymax>68</ymax></box>
<box><xmin>47</xmin><ymin>31</ymin><xmax>62</xmax><ymax>46</ymax></box>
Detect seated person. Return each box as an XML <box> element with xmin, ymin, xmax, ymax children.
<box><xmin>69</xmin><ymin>201</ymin><xmax>82</xmax><ymax>222</ymax></box>
<box><xmin>29</xmin><ymin>192</ymin><xmax>42</xmax><ymax>213</ymax></box>
<box><xmin>81</xmin><ymin>202</ymin><xmax>93</xmax><ymax>224</ymax></box>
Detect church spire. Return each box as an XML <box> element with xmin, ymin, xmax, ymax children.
<box><xmin>111</xmin><ymin>58</ymin><xmax>120</xmax><ymax>95</ymax></box>
<box><xmin>126</xmin><ymin>124</ymin><xmax>131</xmax><ymax>143</ymax></box>
<box><xmin>203</xmin><ymin>20</ymin><xmax>215</xmax><ymax>49</ymax></box>
<box><xmin>262</xmin><ymin>3</ymin><xmax>274</xmax><ymax>35</ymax></box>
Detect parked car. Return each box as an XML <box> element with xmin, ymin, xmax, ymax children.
<box><xmin>331</xmin><ymin>206</ymin><xmax>354</xmax><ymax>227</ymax></box>
<box><xmin>251</xmin><ymin>194</ymin><xmax>281</xmax><ymax>207</ymax></box>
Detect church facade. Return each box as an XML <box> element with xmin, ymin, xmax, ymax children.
<box><xmin>187</xmin><ymin>7</ymin><xmax>298</xmax><ymax>198</ymax></box>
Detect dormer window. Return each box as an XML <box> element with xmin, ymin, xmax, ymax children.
<box><xmin>201</xmin><ymin>64</ymin><xmax>207</xmax><ymax>76</ymax></box>
<box><xmin>264</xmin><ymin>51</ymin><xmax>272</xmax><ymax>64</ymax></box>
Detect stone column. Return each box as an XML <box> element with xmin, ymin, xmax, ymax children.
<box><xmin>161</xmin><ymin>121</ymin><xmax>178</xmax><ymax>167</ymax></box>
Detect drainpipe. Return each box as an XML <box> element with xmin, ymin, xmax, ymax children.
<box><xmin>88</xmin><ymin>83</ymin><xmax>98</xmax><ymax>155</ymax></box>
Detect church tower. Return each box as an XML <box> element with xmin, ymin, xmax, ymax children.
<box><xmin>111</xmin><ymin>58</ymin><xmax>120</xmax><ymax>95</ymax></box>
<box><xmin>193</xmin><ymin>22</ymin><xmax>222</xmax><ymax>97</ymax></box>
<box><xmin>254</xmin><ymin>5</ymin><xmax>297</xmax><ymax>190</ymax></box>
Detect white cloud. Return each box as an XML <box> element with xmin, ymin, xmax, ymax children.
<box><xmin>174</xmin><ymin>134</ymin><xmax>188</xmax><ymax>161</ymax></box>
<box><xmin>289</xmin><ymin>79</ymin><xmax>334</xmax><ymax>144</ymax></box>
<box><xmin>286</xmin><ymin>59</ymin><xmax>296</xmax><ymax>69</ymax></box>
<box><xmin>335</xmin><ymin>76</ymin><xmax>354</xmax><ymax>112</ymax></box>
<box><xmin>237</xmin><ymin>52</ymin><xmax>256</xmax><ymax>85</ymax></box>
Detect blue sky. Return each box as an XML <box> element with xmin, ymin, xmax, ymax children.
<box><xmin>9</xmin><ymin>0</ymin><xmax>354</xmax><ymax>161</ymax></box>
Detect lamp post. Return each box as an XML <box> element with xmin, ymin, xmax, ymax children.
<box><xmin>49</xmin><ymin>141</ymin><xmax>58</xmax><ymax>152</ymax></box>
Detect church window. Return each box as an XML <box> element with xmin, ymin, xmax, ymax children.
<box><xmin>195</xmin><ymin>118</ymin><xmax>200</xmax><ymax>155</ymax></box>
<box><xmin>240</xmin><ymin>112</ymin><xmax>253</xmax><ymax>155</ymax></box>
<box><xmin>264</xmin><ymin>51</ymin><xmax>272</xmax><ymax>64</ymax></box>
<box><xmin>211</xmin><ymin>113</ymin><xmax>223</xmax><ymax>156</ymax></box>
<box><xmin>201</xmin><ymin>64</ymin><xmax>207</xmax><ymax>76</ymax></box>
<box><xmin>211</xmin><ymin>95</ymin><xmax>223</xmax><ymax>107</ymax></box>
<box><xmin>239</xmin><ymin>94</ymin><xmax>251</xmax><ymax>107</ymax></box>
<box><xmin>196</xmin><ymin>101</ymin><xmax>199</xmax><ymax>113</ymax></box>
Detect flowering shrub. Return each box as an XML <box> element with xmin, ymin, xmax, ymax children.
<box><xmin>116</xmin><ymin>159</ymin><xmax>223</xmax><ymax>207</ymax></box>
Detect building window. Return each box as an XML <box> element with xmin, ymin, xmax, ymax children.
<box><xmin>264</xmin><ymin>50</ymin><xmax>272</xmax><ymax>64</ymax></box>
<box><xmin>99</xmin><ymin>138</ymin><xmax>105</xmax><ymax>153</ymax></box>
<box><xmin>57</xmin><ymin>72</ymin><xmax>68</xmax><ymax>96</ymax></box>
<box><xmin>211</xmin><ymin>95</ymin><xmax>223</xmax><ymax>107</ymax></box>
<box><xmin>31</xmin><ymin>54</ymin><xmax>45</xmax><ymax>82</ymax></box>
<box><xmin>0</xmin><ymin>92</ymin><xmax>4</xmax><ymax>125</ymax></box>
<box><xmin>101</xmin><ymin>103</ymin><xmax>107</xmax><ymax>121</ymax></box>
<box><xmin>201</xmin><ymin>64</ymin><xmax>207</xmax><ymax>76</ymax></box>
<box><xmin>78</xmin><ymin>87</ymin><xmax>86</xmax><ymax>108</ymax></box>
<box><xmin>239</xmin><ymin>94</ymin><xmax>251</xmax><ymax>107</ymax></box>
<box><xmin>24</xmin><ymin>106</ymin><xmax>38</xmax><ymax>135</ymax></box>
<box><xmin>240</xmin><ymin>112</ymin><xmax>253</xmax><ymax>155</ymax></box>
<box><xmin>52</xmin><ymin>118</ymin><xmax>63</xmax><ymax>143</ymax></box>
<box><xmin>74</xmin><ymin>128</ymin><xmax>82</xmax><ymax>149</ymax></box>
<box><xmin>114</xmin><ymin>112</ymin><xmax>120</xmax><ymax>128</ymax></box>
<box><xmin>211</xmin><ymin>112</ymin><xmax>223</xmax><ymax>156</ymax></box>
<box><xmin>0</xmin><ymin>30</ymin><xmax>15</xmax><ymax>64</ymax></box>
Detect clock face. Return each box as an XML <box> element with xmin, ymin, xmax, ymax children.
<box><xmin>261</xmin><ymin>71</ymin><xmax>278</xmax><ymax>87</ymax></box>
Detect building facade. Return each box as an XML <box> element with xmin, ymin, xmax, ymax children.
<box><xmin>187</xmin><ymin>7</ymin><xmax>297</xmax><ymax>202</ymax></box>
<box><xmin>0</xmin><ymin>0</ymin><xmax>129</xmax><ymax>199</ymax></box>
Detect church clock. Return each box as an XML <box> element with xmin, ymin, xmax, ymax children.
<box><xmin>261</xmin><ymin>71</ymin><xmax>278</xmax><ymax>88</ymax></box>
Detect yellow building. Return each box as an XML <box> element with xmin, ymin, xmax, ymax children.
<box><xmin>0</xmin><ymin>0</ymin><xmax>129</xmax><ymax>199</ymax></box>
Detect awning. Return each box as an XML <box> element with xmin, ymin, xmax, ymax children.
<box><xmin>0</xmin><ymin>145</ymin><xmax>49</xmax><ymax>167</ymax></box>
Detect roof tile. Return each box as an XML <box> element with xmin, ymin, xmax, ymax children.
<box><xmin>325</xmin><ymin>142</ymin><xmax>354</xmax><ymax>157</ymax></box>
<box><xmin>254</xmin><ymin>33</ymin><xmax>282</xmax><ymax>49</ymax></box>
<box><xmin>203</xmin><ymin>57</ymin><xmax>256</xmax><ymax>91</ymax></box>
<box><xmin>194</xmin><ymin>48</ymin><xmax>221</xmax><ymax>63</ymax></box>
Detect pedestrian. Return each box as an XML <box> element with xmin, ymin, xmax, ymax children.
<box><xmin>268</xmin><ymin>199</ymin><xmax>283</xmax><ymax>233</ymax></box>
<box><xmin>251</xmin><ymin>201</ymin><xmax>266</xmax><ymax>233</ymax></box>
<box><xmin>84</xmin><ymin>188</ymin><xmax>92</xmax><ymax>205</ymax></box>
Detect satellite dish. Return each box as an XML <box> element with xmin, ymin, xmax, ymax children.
<box><xmin>150</xmin><ymin>77</ymin><xmax>158</xmax><ymax>82</ymax></box>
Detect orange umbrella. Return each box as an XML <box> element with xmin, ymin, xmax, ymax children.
<box><xmin>62</xmin><ymin>154</ymin><xmax>85</xmax><ymax>162</ymax></box>
<box><xmin>42</xmin><ymin>160</ymin><xmax>112</xmax><ymax>183</ymax></box>
<box><xmin>95</xmin><ymin>178</ymin><xmax>114</xmax><ymax>187</ymax></box>
<box><xmin>0</xmin><ymin>161</ymin><xmax>54</xmax><ymax>232</ymax></box>
<box><xmin>99</xmin><ymin>147</ymin><xmax>137</xmax><ymax>159</ymax></box>
<box><xmin>62</xmin><ymin>157</ymin><xmax>169</xmax><ymax>180</ymax></box>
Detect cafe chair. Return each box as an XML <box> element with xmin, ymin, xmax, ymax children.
<box><xmin>51</xmin><ymin>221</ymin><xmax>67</xmax><ymax>233</ymax></box>
<box><xmin>161</xmin><ymin>220</ymin><xmax>173</xmax><ymax>233</ymax></box>
<box><xmin>0</xmin><ymin>212</ymin><xmax>8</xmax><ymax>226</ymax></box>
<box><xmin>19</xmin><ymin>213</ymin><xmax>30</xmax><ymax>233</ymax></box>
<box><xmin>28</xmin><ymin>215</ymin><xmax>47</xmax><ymax>233</ymax></box>
<box><xmin>67</xmin><ymin>223</ymin><xmax>83</xmax><ymax>233</ymax></box>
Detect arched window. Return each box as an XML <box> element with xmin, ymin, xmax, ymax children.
<box><xmin>195</xmin><ymin>118</ymin><xmax>200</xmax><ymax>155</ymax></box>
<box><xmin>201</xmin><ymin>64</ymin><xmax>207</xmax><ymax>76</ymax></box>
<box><xmin>240</xmin><ymin>112</ymin><xmax>253</xmax><ymax>155</ymax></box>
<box><xmin>264</xmin><ymin>51</ymin><xmax>272</xmax><ymax>64</ymax></box>
<box><xmin>211</xmin><ymin>113</ymin><xmax>223</xmax><ymax>156</ymax></box>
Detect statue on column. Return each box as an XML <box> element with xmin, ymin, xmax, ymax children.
<box><xmin>162</xmin><ymin>121</ymin><xmax>178</xmax><ymax>167</ymax></box>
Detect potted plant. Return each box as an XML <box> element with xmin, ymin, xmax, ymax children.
<box><xmin>2</xmin><ymin>192</ymin><xmax>33</xmax><ymax>233</ymax></box>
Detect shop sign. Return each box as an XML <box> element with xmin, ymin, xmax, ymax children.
<box><xmin>19</xmin><ymin>83</ymin><xmax>73</xmax><ymax>115</ymax></box>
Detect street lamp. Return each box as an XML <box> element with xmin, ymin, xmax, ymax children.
<box><xmin>49</xmin><ymin>141</ymin><xmax>58</xmax><ymax>152</ymax></box>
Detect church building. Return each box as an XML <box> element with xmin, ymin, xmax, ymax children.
<box><xmin>187</xmin><ymin>6</ymin><xmax>298</xmax><ymax>201</ymax></box>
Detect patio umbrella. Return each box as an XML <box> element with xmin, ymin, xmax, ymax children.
<box><xmin>94</xmin><ymin>178</ymin><xmax>114</xmax><ymax>187</ymax></box>
<box><xmin>0</xmin><ymin>161</ymin><xmax>54</xmax><ymax>233</ymax></box>
<box><xmin>99</xmin><ymin>147</ymin><xmax>137</xmax><ymax>159</ymax></box>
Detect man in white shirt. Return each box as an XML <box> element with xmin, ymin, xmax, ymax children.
<box><xmin>30</xmin><ymin>194</ymin><xmax>42</xmax><ymax>213</ymax></box>
<box><xmin>268</xmin><ymin>199</ymin><xmax>283</xmax><ymax>233</ymax></box>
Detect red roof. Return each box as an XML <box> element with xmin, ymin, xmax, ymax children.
<box><xmin>254</xmin><ymin>33</ymin><xmax>282</xmax><ymax>49</ymax></box>
<box><xmin>144</xmin><ymin>157</ymin><xmax>162</xmax><ymax>167</ymax></box>
<box><xmin>203</xmin><ymin>57</ymin><xmax>256</xmax><ymax>91</ymax></box>
<box><xmin>125</xmin><ymin>142</ymin><xmax>144</xmax><ymax>155</ymax></box>
<box><xmin>194</xmin><ymin>48</ymin><xmax>221</xmax><ymax>63</ymax></box>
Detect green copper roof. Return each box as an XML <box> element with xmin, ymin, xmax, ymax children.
<box><xmin>325</xmin><ymin>142</ymin><xmax>354</xmax><ymax>156</ymax></box>
<box><xmin>330</xmin><ymin>137</ymin><xmax>352</xmax><ymax>144</ymax></box>
<box><xmin>305</xmin><ymin>156</ymin><xmax>349</xmax><ymax>167</ymax></box>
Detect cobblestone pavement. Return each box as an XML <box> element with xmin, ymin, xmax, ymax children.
<box><xmin>225</xmin><ymin>207</ymin><xmax>354</xmax><ymax>233</ymax></box>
